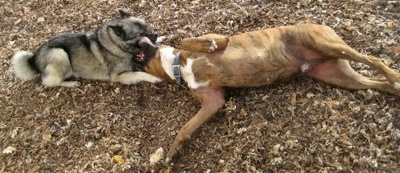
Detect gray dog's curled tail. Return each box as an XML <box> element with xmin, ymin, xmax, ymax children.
<box><xmin>11</xmin><ymin>51</ymin><xmax>39</xmax><ymax>80</ymax></box>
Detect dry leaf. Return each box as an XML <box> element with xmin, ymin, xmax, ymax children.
<box><xmin>112</xmin><ymin>155</ymin><xmax>124</xmax><ymax>164</ymax></box>
<box><xmin>37</xmin><ymin>17</ymin><xmax>45</xmax><ymax>23</ymax></box>
<box><xmin>139</xmin><ymin>0</ymin><xmax>146</xmax><ymax>7</ymax></box>
<box><xmin>149</xmin><ymin>147</ymin><xmax>164</xmax><ymax>165</ymax></box>
<box><xmin>42</xmin><ymin>132</ymin><xmax>52</xmax><ymax>142</ymax></box>
<box><xmin>192</xmin><ymin>0</ymin><xmax>200</xmax><ymax>5</ymax></box>
<box><xmin>3</xmin><ymin>146</ymin><xmax>17</xmax><ymax>154</ymax></box>
<box><xmin>290</xmin><ymin>93</ymin><xmax>297</xmax><ymax>106</ymax></box>
<box><xmin>239</xmin><ymin>108</ymin><xmax>247</xmax><ymax>116</ymax></box>
<box><xmin>387</xmin><ymin>21</ymin><xmax>394</xmax><ymax>28</ymax></box>
<box><xmin>14</xmin><ymin>19</ymin><xmax>22</xmax><ymax>25</ymax></box>
<box><xmin>85</xmin><ymin>142</ymin><xmax>93</xmax><ymax>149</ymax></box>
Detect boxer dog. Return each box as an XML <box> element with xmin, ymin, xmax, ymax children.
<box><xmin>140</xmin><ymin>24</ymin><xmax>400</xmax><ymax>163</ymax></box>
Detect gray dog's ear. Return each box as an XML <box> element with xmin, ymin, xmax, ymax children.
<box><xmin>119</xmin><ymin>10</ymin><xmax>131</xmax><ymax>18</ymax></box>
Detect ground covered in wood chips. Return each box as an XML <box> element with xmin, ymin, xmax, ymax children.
<box><xmin>1</xmin><ymin>0</ymin><xmax>400</xmax><ymax>172</ymax></box>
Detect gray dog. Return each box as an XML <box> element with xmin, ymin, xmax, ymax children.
<box><xmin>11</xmin><ymin>10</ymin><xmax>161</xmax><ymax>87</ymax></box>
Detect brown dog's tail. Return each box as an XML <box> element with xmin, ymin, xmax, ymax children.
<box><xmin>181</xmin><ymin>34</ymin><xmax>229</xmax><ymax>53</ymax></box>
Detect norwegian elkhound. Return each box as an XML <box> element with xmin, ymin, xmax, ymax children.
<box><xmin>11</xmin><ymin>10</ymin><xmax>161</xmax><ymax>87</ymax></box>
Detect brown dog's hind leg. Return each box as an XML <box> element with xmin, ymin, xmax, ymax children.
<box><xmin>307</xmin><ymin>36</ymin><xmax>400</xmax><ymax>89</ymax></box>
<box><xmin>166</xmin><ymin>87</ymin><xmax>225</xmax><ymax>163</ymax></box>
<box><xmin>306</xmin><ymin>59</ymin><xmax>400</xmax><ymax>96</ymax></box>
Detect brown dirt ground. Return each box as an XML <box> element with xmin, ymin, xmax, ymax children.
<box><xmin>1</xmin><ymin>0</ymin><xmax>400</xmax><ymax>172</ymax></box>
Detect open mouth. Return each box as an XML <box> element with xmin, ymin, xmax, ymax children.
<box><xmin>136</xmin><ymin>50</ymin><xmax>145</xmax><ymax>61</ymax></box>
<box><xmin>134</xmin><ymin>37</ymin><xmax>157</xmax><ymax>62</ymax></box>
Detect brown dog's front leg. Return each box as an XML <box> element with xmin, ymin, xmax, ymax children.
<box><xmin>166</xmin><ymin>87</ymin><xmax>225</xmax><ymax>163</ymax></box>
<box><xmin>181</xmin><ymin>34</ymin><xmax>229</xmax><ymax>53</ymax></box>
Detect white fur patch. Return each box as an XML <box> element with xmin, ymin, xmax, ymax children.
<box><xmin>156</xmin><ymin>36</ymin><xmax>166</xmax><ymax>45</ymax></box>
<box><xmin>197</xmin><ymin>55</ymin><xmax>215</xmax><ymax>67</ymax></box>
<box><xmin>301</xmin><ymin>63</ymin><xmax>310</xmax><ymax>72</ymax></box>
<box><xmin>113</xmin><ymin>71</ymin><xmax>161</xmax><ymax>85</ymax></box>
<box><xmin>206</xmin><ymin>59</ymin><xmax>215</xmax><ymax>67</ymax></box>
<box><xmin>159</xmin><ymin>46</ymin><xmax>176</xmax><ymax>80</ymax></box>
<box><xmin>209</xmin><ymin>39</ymin><xmax>217</xmax><ymax>52</ymax></box>
<box><xmin>394</xmin><ymin>82</ymin><xmax>400</xmax><ymax>89</ymax></box>
<box><xmin>159</xmin><ymin>48</ymin><xmax>212</xmax><ymax>88</ymax></box>
<box><xmin>181</xmin><ymin>58</ymin><xmax>210</xmax><ymax>89</ymax></box>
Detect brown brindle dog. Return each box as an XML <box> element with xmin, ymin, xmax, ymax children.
<box><xmin>141</xmin><ymin>24</ymin><xmax>400</xmax><ymax>163</ymax></box>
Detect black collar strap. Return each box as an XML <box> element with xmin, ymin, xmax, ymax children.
<box><xmin>173</xmin><ymin>51</ymin><xmax>183</xmax><ymax>85</ymax></box>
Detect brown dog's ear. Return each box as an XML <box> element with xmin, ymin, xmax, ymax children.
<box><xmin>181</xmin><ymin>34</ymin><xmax>229</xmax><ymax>53</ymax></box>
<box><xmin>119</xmin><ymin>10</ymin><xmax>131</xmax><ymax>18</ymax></box>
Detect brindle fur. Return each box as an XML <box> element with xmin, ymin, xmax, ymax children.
<box><xmin>143</xmin><ymin>24</ymin><xmax>400</xmax><ymax>162</ymax></box>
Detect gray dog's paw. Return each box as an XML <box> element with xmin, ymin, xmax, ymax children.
<box><xmin>61</xmin><ymin>81</ymin><xmax>81</xmax><ymax>87</ymax></box>
<box><xmin>73</xmin><ymin>81</ymin><xmax>81</xmax><ymax>87</ymax></box>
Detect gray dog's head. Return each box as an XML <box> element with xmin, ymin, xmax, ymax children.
<box><xmin>109</xmin><ymin>10</ymin><xmax>159</xmax><ymax>64</ymax></box>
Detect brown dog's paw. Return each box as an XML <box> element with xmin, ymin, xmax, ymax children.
<box><xmin>181</xmin><ymin>34</ymin><xmax>229</xmax><ymax>53</ymax></box>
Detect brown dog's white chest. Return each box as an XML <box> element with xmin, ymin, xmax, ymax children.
<box><xmin>158</xmin><ymin>47</ymin><xmax>211</xmax><ymax>89</ymax></box>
